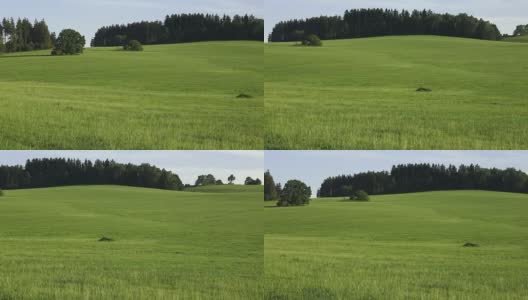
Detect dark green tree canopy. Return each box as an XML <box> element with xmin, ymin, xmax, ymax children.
<box><xmin>52</xmin><ymin>29</ymin><xmax>85</xmax><ymax>55</ymax></box>
<box><xmin>195</xmin><ymin>174</ymin><xmax>216</xmax><ymax>186</ymax></box>
<box><xmin>278</xmin><ymin>180</ymin><xmax>311</xmax><ymax>207</ymax></box>
<box><xmin>513</xmin><ymin>24</ymin><xmax>528</xmax><ymax>36</ymax></box>
<box><xmin>92</xmin><ymin>13</ymin><xmax>263</xmax><ymax>47</ymax></box>
<box><xmin>264</xmin><ymin>170</ymin><xmax>278</xmax><ymax>201</ymax></box>
<box><xmin>269</xmin><ymin>9</ymin><xmax>501</xmax><ymax>42</ymax></box>
<box><xmin>245</xmin><ymin>177</ymin><xmax>262</xmax><ymax>185</ymax></box>
<box><xmin>0</xmin><ymin>158</ymin><xmax>183</xmax><ymax>191</ymax></box>
<box><xmin>319</xmin><ymin>163</ymin><xmax>528</xmax><ymax>197</ymax></box>
<box><xmin>0</xmin><ymin>17</ymin><xmax>53</xmax><ymax>53</ymax></box>
<box><xmin>228</xmin><ymin>174</ymin><xmax>236</xmax><ymax>184</ymax></box>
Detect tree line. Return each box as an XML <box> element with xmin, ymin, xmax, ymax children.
<box><xmin>269</xmin><ymin>8</ymin><xmax>502</xmax><ymax>42</ymax></box>
<box><xmin>318</xmin><ymin>163</ymin><xmax>528</xmax><ymax>197</ymax></box>
<box><xmin>0</xmin><ymin>158</ymin><xmax>183</xmax><ymax>191</ymax></box>
<box><xmin>0</xmin><ymin>17</ymin><xmax>53</xmax><ymax>53</ymax></box>
<box><xmin>91</xmin><ymin>13</ymin><xmax>263</xmax><ymax>47</ymax></box>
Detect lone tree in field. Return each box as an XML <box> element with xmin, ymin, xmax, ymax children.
<box><xmin>228</xmin><ymin>174</ymin><xmax>235</xmax><ymax>185</ymax></box>
<box><xmin>52</xmin><ymin>29</ymin><xmax>85</xmax><ymax>55</ymax></box>
<box><xmin>264</xmin><ymin>170</ymin><xmax>278</xmax><ymax>201</ymax></box>
<box><xmin>277</xmin><ymin>180</ymin><xmax>311</xmax><ymax>207</ymax></box>
<box><xmin>301</xmin><ymin>34</ymin><xmax>322</xmax><ymax>46</ymax></box>
<box><xmin>513</xmin><ymin>24</ymin><xmax>528</xmax><ymax>36</ymax></box>
<box><xmin>123</xmin><ymin>39</ymin><xmax>143</xmax><ymax>51</ymax></box>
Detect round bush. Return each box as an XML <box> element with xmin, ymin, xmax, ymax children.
<box><xmin>302</xmin><ymin>34</ymin><xmax>322</xmax><ymax>47</ymax></box>
<box><xmin>52</xmin><ymin>29</ymin><xmax>85</xmax><ymax>55</ymax></box>
<box><xmin>277</xmin><ymin>179</ymin><xmax>311</xmax><ymax>207</ymax></box>
<box><xmin>124</xmin><ymin>40</ymin><xmax>143</xmax><ymax>51</ymax></box>
<box><xmin>350</xmin><ymin>190</ymin><xmax>370</xmax><ymax>201</ymax></box>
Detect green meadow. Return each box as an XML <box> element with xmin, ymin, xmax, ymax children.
<box><xmin>0</xmin><ymin>41</ymin><xmax>262</xmax><ymax>149</ymax></box>
<box><xmin>265</xmin><ymin>36</ymin><xmax>528</xmax><ymax>149</ymax></box>
<box><xmin>0</xmin><ymin>185</ymin><xmax>262</xmax><ymax>299</ymax></box>
<box><xmin>264</xmin><ymin>191</ymin><xmax>528</xmax><ymax>299</ymax></box>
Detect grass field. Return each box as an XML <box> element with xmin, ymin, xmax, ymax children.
<box><xmin>186</xmin><ymin>184</ymin><xmax>264</xmax><ymax>193</ymax></box>
<box><xmin>0</xmin><ymin>41</ymin><xmax>262</xmax><ymax>149</ymax></box>
<box><xmin>264</xmin><ymin>190</ymin><xmax>528</xmax><ymax>299</ymax></box>
<box><xmin>265</xmin><ymin>36</ymin><xmax>528</xmax><ymax>149</ymax></box>
<box><xmin>0</xmin><ymin>185</ymin><xmax>263</xmax><ymax>299</ymax></box>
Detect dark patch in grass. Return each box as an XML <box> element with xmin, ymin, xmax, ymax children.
<box><xmin>416</xmin><ymin>87</ymin><xmax>432</xmax><ymax>92</ymax></box>
<box><xmin>463</xmin><ymin>242</ymin><xmax>479</xmax><ymax>247</ymax></box>
<box><xmin>98</xmin><ymin>236</ymin><xmax>114</xmax><ymax>242</ymax></box>
<box><xmin>236</xmin><ymin>93</ymin><xmax>252</xmax><ymax>99</ymax></box>
<box><xmin>302</xmin><ymin>287</ymin><xmax>338</xmax><ymax>300</ymax></box>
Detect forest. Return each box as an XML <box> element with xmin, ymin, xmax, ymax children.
<box><xmin>91</xmin><ymin>13</ymin><xmax>264</xmax><ymax>47</ymax></box>
<box><xmin>269</xmin><ymin>8</ymin><xmax>502</xmax><ymax>42</ymax></box>
<box><xmin>318</xmin><ymin>163</ymin><xmax>528</xmax><ymax>197</ymax></box>
<box><xmin>0</xmin><ymin>158</ymin><xmax>183</xmax><ymax>191</ymax></box>
<box><xmin>0</xmin><ymin>17</ymin><xmax>53</xmax><ymax>52</ymax></box>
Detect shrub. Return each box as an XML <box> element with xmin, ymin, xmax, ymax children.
<box><xmin>52</xmin><ymin>29</ymin><xmax>85</xmax><ymax>55</ymax></box>
<box><xmin>0</xmin><ymin>189</ymin><xmax>3</xmax><ymax>197</ymax></box>
<box><xmin>124</xmin><ymin>40</ymin><xmax>143</xmax><ymax>51</ymax></box>
<box><xmin>350</xmin><ymin>190</ymin><xmax>370</xmax><ymax>201</ymax></box>
<box><xmin>301</xmin><ymin>34</ymin><xmax>322</xmax><ymax>47</ymax></box>
<box><xmin>277</xmin><ymin>180</ymin><xmax>311</xmax><ymax>207</ymax></box>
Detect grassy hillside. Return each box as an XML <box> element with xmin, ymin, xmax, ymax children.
<box><xmin>503</xmin><ymin>35</ymin><xmax>528</xmax><ymax>43</ymax></box>
<box><xmin>0</xmin><ymin>185</ymin><xmax>262</xmax><ymax>299</ymax></box>
<box><xmin>185</xmin><ymin>184</ymin><xmax>263</xmax><ymax>193</ymax></box>
<box><xmin>264</xmin><ymin>191</ymin><xmax>528</xmax><ymax>299</ymax></box>
<box><xmin>0</xmin><ymin>41</ymin><xmax>262</xmax><ymax>149</ymax></box>
<box><xmin>265</xmin><ymin>36</ymin><xmax>528</xmax><ymax>149</ymax></box>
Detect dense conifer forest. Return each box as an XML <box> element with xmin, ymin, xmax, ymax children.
<box><xmin>0</xmin><ymin>158</ymin><xmax>183</xmax><ymax>191</ymax></box>
<box><xmin>318</xmin><ymin>164</ymin><xmax>528</xmax><ymax>197</ymax></box>
<box><xmin>269</xmin><ymin>9</ymin><xmax>502</xmax><ymax>42</ymax></box>
<box><xmin>0</xmin><ymin>17</ymin><xmax>53</xmax><ymax>52</ymax></box>
<box><xmin>91</xmin><ymin>13</ymin><xmax>264</xmax><ymax>46</ymax></box>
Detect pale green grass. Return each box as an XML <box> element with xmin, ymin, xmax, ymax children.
<box><xmin>185</xmin><ymin>184</ymin><xmax>264</xmax><ymax>193</ymax></box>
<box><xmin>0</xmin><ymin>41</ymin><xmax>263</xmax><ymax>149</ymax></box>
<box><xmin>0</xmin><ymin>185</ymin><xmax>263</xmax><ymax>299</ymax></box>
<box><xmin>264</xmin><ymin>191</ymin><xmax>528</xmax><ymax>299</ymax></box>
<box><xmin>265</xmin><ymin>36</ymin><xmax>528</xmax><ymax>149</ymax></box>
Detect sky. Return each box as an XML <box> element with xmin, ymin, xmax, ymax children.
<box><xmin>266</xmin><ymin>151</ymin><xmax>528</xmax><ymax>197</ymax></box>
<box><xmin>0</xmin><ymin>151</ymin><xmax>263</xmax><ymax>186</ymax></box>
<box><xmin>1</xmin><ymin>0</ymin><xmax>261</xmax><ymax>45</ymax></box>
<box><xmin>265</xmin><ymin>0</ymin><xmax>528</xmax><ymax>39</ymax></box>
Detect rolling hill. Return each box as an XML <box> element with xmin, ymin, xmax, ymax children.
<box><xmin>265</xmin><ymin>36</ymin><xmax>528</xmax><ymax>149</ymax></box>
<box><xmin>264</xmin><ymin>190</ymin><xmax>528</xmax><ymax>299</ymax></box>
<box><xmin>0</xmin><ymin>185</ymin><xmax>263</xmax><ymax>299</ymax></box>
<box><xmin>0</xmin><ymin>41</ymin><xmax>263</xmax><ymax>149</ymax></box>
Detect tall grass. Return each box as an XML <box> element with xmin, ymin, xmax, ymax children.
<box><xmin>265</xmin><ymin>36</ymin><xmax>528</xmax><ymax>149</ymax></box>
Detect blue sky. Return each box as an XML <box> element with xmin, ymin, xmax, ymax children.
<box><xmin>1</xmin><ymin>0</ymin><xmax>261</xmax><ymax>45</ymax></box>
<box><xmin>265</xmin><ymin>0</ymin><xmax>528</xmax><ymax>38</ymax></box>
<box><xmin>266</xmin><ymin>151</ymin><xmax>528</xmax><ymax>197</ymax></box>
<box><xmin>0</xmin><ymin>151</ymin><xmax>263</xmax><ymax>186</ymax></box>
